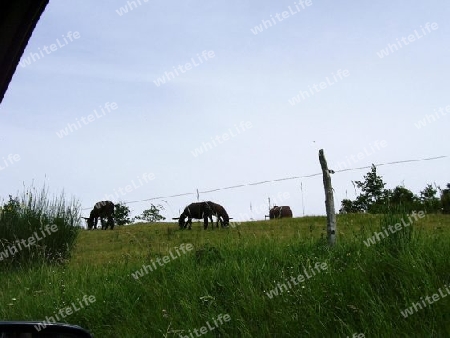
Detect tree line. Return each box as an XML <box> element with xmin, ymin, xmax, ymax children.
<box><xmin>340</xmin><ymin>164</ymin><xmax>450</xmax><ymax>214</ymax></box>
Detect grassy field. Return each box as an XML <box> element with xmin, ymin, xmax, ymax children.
<box><xmin>1</xmin><ymin>214</ymin><xmax>450</xmax><ymax>337</ymax></box>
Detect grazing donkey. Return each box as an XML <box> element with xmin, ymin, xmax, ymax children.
<box><xmin>269</xmin><ymin>205</ymin><xmax>293</xmax><ymax>219</ymax></box>
<box><xmin>83</xmin><ymin>201</ymin><xmax>115</xmax><ymax>230</ymax></box>
<box><xmin>178</xmin><ymin>202</ymin><xmax>214</xmax><ymax>230</ymax></box>
<box><xmin>206</xmin><ymin>201</ymin><xmax>230</xmax><ymax>228</ymax></box>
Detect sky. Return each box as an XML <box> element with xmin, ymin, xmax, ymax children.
<box><xmin>1</xmin><ymin>0</ymin><xmax>449</xmax><ymax>224</ymax></box>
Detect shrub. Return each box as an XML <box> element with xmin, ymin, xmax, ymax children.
<box><xmin>0</xmin><ymin>185</ymin><xmax>80</xmax><ymax>269</ymax></box>
<box><xmin>135</xmin><ymin>204</ymin><xmax>166</xmax><ymax>223</ymax></box>
<box><xmin>441</xmin><ymin>184</ymin><xmax>450</xmax><ymax>214</ymax></box>
<box><xmin>114</xmin><ymin>201</ymin><xmax>132</xmax><ymax>225</ymax></box>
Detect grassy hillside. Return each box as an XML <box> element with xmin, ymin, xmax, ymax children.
<box><xmin>1</xmin><ymin>214</ymin><xmax>450</xmax><ymax>337</ymax></box>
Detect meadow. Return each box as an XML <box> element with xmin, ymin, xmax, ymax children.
<box><xmin>1</xmin><ymin>214</ymin><xmax>450</xmax><ymax>337</ymax></box>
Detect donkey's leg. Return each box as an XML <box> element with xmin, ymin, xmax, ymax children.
<box><xmin>107</xmin><ymin>217</ymin><xmax>111</xmax><ymax>230</ymax></box>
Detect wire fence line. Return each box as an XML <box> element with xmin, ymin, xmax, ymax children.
<box><xmin>81</xmin><ymin>155</ymin><xmax>447</xmax><ymax>211</ymax></box>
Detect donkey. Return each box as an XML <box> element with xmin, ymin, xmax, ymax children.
<box><xmin>178</xmin><ymin>202</ymin><xmax>214</xmax><ymax>230</ymax></box>
<box><xmin>269</xmin><ymin>205</ymin><xmax>293</xmax><ymax>219</ymax></box>
<box><xmin>83</xmin><ymin>201</ymin><xmax>115</xmax><ymax>230</ymax></box>
<box><xmin>206</xmin><ymin>201</ymin><xmax>230</xmax><ymax>228</ymax></box>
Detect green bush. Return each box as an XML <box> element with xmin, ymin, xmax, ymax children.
<box><xmin>441</xmin><ymin>184</ymin><xmax>450</xmax><ymax>214</ymax></box>
<box><xmin>113</xmin><ymin>201</ymin><xmax>133</xmax><ymax>225</ymax></box>
<box><xmin>0</xmin><ymin>186</ymin><xmax>80</xmax><ymax>269</ymax></box>
<box><xmin>134</xmin><ymin>203</ymin><xmax>166</xmax><ymax>223</ymax></box>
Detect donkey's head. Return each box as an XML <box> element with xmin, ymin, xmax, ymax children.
<box><xmin>178</xmin><ymin>213</ymin><xmax>186</xmax><ymax>229</ymax></box>
<box><xmin>82</xmin><ymin>217</ymin><xmax>95</xmax><ymax>230</ymax></box>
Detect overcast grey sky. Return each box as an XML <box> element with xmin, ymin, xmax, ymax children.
<box><xmin>1</xmin><ymin>0</ymin><xmax>449</xmax><ymax>223</ymax></box>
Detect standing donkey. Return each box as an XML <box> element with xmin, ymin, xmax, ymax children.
<box><xmin>83</xmin><ymin>201</ymin><xmax>115</xmax><ymax>230</ymax></box>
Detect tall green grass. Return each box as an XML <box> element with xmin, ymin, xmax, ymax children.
<box><xmin>0</xmin><ymin>214</ymin><xmax>449</xmax><ymax>337</ymax></box>
<box><xmin>0</xmin><ymin>185</ymin><xmax>80</xmax><ymax>268</ymax></box>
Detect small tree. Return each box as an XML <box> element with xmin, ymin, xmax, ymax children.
<box><xmin>2</xmin><ymin>195</ymin><xmax>21</xmax><ymax>213</ymax></box>
<box><xmin>339</xmin><ymin>199</ymin><xmax>353</xmax><ymax>213</ymax></box>
<box><xmin>353</xmin><ymin>164</ymin><xmax>387</xmax><ymax>213</ymax></box>
<box><xmin>420</xmin><ymin>184</ymin><xmax>441</xmax><ymax>213</ymax></box>
<box><xmin>339</xmin><ymin>198</ymin><xmax>363</xmax><ymax>213</ymax></box>
<box><xmin>114</xmin><ymin>202</ymin><xmax>132</xmax><ymax>225</ymax></box>
<box><xmin>386</xmin><ymin>185</ymin><xmax>418</xmax><ymax>212</ymax></box>
<box><xmin>441</xmin><ymin>183</ymin><xmax>450</xmax><ymax>214</ymax></box>
<box><xmin>135</xmin><ymin>204</ymin><xmax>166</xmax><ymax>223</ymax></box>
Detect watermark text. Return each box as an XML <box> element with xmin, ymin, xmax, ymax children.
<box><xmin>115</xmin><ymin>0</ymin><xmax>150</xmax><ymax>16</ymax></box>
<box><xmin>191</xmin><ymin>121</ymin><xmax>252</xmax><ymax>157</ymax></box>
<box><xmin>104</xmin><ymin>172</ymin><xmax>155</xmax><ymax>201</ymax></box>
<box><xmin>401</xmin><ymin>284</ymin><xmax>450</xmax><ymax>318</ymax></box>
<box><xmin>289</xmin><ymin>69</ymin><xmax>350</xmax><ymax>106</ymax></box>
<box><xmin>34</xmin><ymin>294</ymin><xmax>96</xmax><ymax>332</ymax></box>
<box><xmin>265</xmin><ymin>262</ymin><xmax>327</xmax><ymax>299</ymax></box>
<box><xmin>331</xmin><ymin>140</ymin><xmax>388</xmax><ymax>172</ymax></box>
<box><xmin>250</xmin><ymin>0</ymin><xmax>313</xmax><ymax>35</ymax></box>
<box><xmin>377</xmin><ymin>22</ymin><xmax>438</xmax><ymax>59</ymax></box>
<box><xmin>56</xmin><ymin>102</ymin><xmax>118</xmax><ymax>138</ymax></box>
<box><xmin>132</xmin><ymin>243</ymin><xmax>194</xmax><ymax>280</ymax></box>
<box><xmin>153</xmin><ymin>51</ymin><xmax>215</xmax><ymax>87</ymax></box>
<box><xmin>20</xmin><ymin>31</ymin><xmax>80</xmax><ymax>68</ymax></box>
<box><xmin>414</xmin><ymin>104</ymin><xmax>449</xmax><ymax>129</ymax></box>
<box><xmin>0</xmin><ymin>154</ymin><xmax>21</xmax><ymax>171</ymax></box>
<box><xmin>0</xmin><ymin>224</ymin><xmax>58</xmax><ymax>262</ymax></box>
<box><xmin>363</xmin><ymin>211</ymin><xmax>425</xmax><ymax>247</ymax></box>
<box><xmin>179</xmin><ymin>313</ymin><xmax>231</xmax><ymax>338</ymax></box>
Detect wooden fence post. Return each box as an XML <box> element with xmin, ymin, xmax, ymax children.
<box><xmin>319</xmin><ymin>149</ymin><xmax>336</xmax><ymax>246</ymax></box>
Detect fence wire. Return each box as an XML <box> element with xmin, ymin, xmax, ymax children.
<box><xmin>82</xmin><ymin>155</ymin><xmax>447</xmax><ymax>210</ymax></box>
